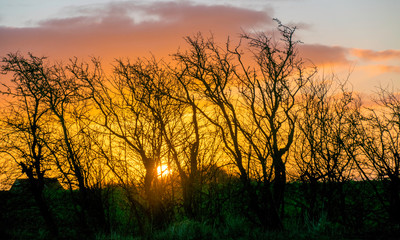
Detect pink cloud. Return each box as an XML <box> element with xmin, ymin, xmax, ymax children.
<box><xmin>351</xmin><ymin>49</ymin><xmax>400</xmax><ymax>61</ymax></box>
<box><xmin>0</xmin><ymin>2</ymin><xmax>274</xmax><ymax>64</ymax></box>
<box><xmin>299</xmin><ymin>44</ymin><xmax>351</xmax><ymax>65</ymax></box>
<box><xmin>366</xmin><ymin>65</ymin><xmax>400</xmax><ymax>74</ymax></box>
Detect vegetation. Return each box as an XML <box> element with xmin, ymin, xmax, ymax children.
<box><xmin>0</xmin><ymin>21</ymin><xmax>399</xmax><ymax>239</ymax></box>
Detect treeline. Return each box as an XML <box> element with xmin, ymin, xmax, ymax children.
<box><xmin>0</xmin><ymin>21</ymin><xmax>399</xmax><ymax>239</ymax></box>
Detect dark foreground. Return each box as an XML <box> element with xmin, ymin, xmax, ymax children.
<box><xmin>0</xmin><ymin>180</ymin><xmax>399</xmax><ymax>240</ymax></box>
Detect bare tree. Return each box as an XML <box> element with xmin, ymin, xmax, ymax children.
<box><xmin>234</xmin><ymin>20</ymin><xmax>315</xmax><ymax>223</ymax></box>
<box><xmin>1</xmin><ymin>52</ymin><xmax>113</xmax><ymax>236</ymax></box>
<box><xmin>80</xmin><ymin>57</ymin><xmax>176</xmax><ymax>233</ymax></box>
<box><xmin>0</xmin><ymin>52</ymin><xmax>59</xmax><ymax>238</ymax></box>
<box><xmin>294</xmin><ymin>75</ymin><xmax>358</xmax><ymax>222</ymax></box>
<box><xmin>173</xmin><ymin>32</ymin><xmax>252</xmax><ymax>220</ymax></box>
<box><xmin>162</xmin><ymin>61</ymin><xmax>223</xmax><ymax>219</ymax></box>
<box><xmin>172</xmin><ymin>20</ymin><xmax>311</xmax><ymax>229</ymax></box>
<box><xmin>354</xmin><ymin>87</ymin><xmax>400</xmax><ymax>223</ymax></box>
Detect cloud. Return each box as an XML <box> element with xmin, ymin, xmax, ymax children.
<box><xmin>297</xmin><ymin>44</ymin><xmax>400</xmax><ymax>77</ymax></box>
<box><xmin>349</xmin><ymin>49</ymin><xmax>400</xmax><ymax>75</ymax></box>
<box><xmin>0</xmin><ymin>2</ymin><xmax>275</xmax><ymax>63</ymax></box>
<box><xmin>286</xmin><ymin>21</ymin><xmax>312</xmax><ymax>31</ymax></box>
<box><xmin>351</xmin><ymin>49</ymin><xmax>400</xmax><ymax>61</ymax></box>
<box><xmin>299</xmin><ymin>44</ymin><xmax>351</xmax><ymax>66</ymax></box>
<box><xmin>365</xmin><ymin>65</ymin><xmax>400</xmax><ymax>74</ymax></box>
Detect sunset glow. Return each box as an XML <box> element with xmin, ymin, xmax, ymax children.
<box><xmin>157</xmin><ymin>164</ymin><xmax>170</xmax><ymax>178</ymax></box>
<box><xmin>0</xmin><ymin>1</ymin><xmax>399</xmax><ymax>92</ymax></box>
<box><xmin>1</xmin><ymin>1</ymin><xmax>400</xmax><ymax>238</ymax></box>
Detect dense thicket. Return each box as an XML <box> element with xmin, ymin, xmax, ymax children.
<box><xmin>0</xmin><ymin>22</ymin><xmax>399</xmax><ymax>239</ymax></box>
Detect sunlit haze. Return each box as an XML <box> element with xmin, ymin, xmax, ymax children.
<box><xmin>157</xmin><ymin>164</ymin><xmax>170</xmax><ymax>178</ymax></box>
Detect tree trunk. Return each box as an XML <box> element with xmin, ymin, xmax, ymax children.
<box><xmin>262</xmin><ymin>182</ymin><xmax>283</xmax><ymax>230</ymax></box>
<box><xmin>22</xmin><ymin>164</ymin><xmax>59</xmax><ymax>239</ymax></box>
<box><xmin>273</xmin><ymin>155</ymin><xmax>286</xmax><ymax>218</ymax></box>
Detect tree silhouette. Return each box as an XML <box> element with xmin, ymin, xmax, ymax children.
<box><xmin>0</xmin><ymin>52</ymin><xmax>59</xmax><ymax>238</ymax></box>
<box><xmin>353</xmin><ymin>87</ymin><xmax>400</xmax><ymax>223</ymax></box>
<box><xmin>295</xmin><ymin>75</ymin><xmax>358</xmax><ymax>223</ymax></box>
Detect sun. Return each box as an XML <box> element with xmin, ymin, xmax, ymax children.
<box><xmin>157</xmin><ymin>164</ymin><xmax>170</xmax><ymax>178</ymax></box>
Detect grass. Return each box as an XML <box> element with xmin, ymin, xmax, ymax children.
<box><xmin>1</xmin><ymin>180</ymin><xmax>398</xmax><ymax>239</ymax></box>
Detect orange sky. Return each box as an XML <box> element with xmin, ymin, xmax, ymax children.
<box><xmin>0</xmin><ymin>1</ymin><xmax>399</xmax><ymax>93</ymax></box>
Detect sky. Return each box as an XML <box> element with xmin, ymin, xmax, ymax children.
<box><xmin>0</xmin><ymin>0</ymin><xmax>399</xmax><ymax>93</ymax></box>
